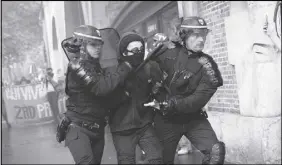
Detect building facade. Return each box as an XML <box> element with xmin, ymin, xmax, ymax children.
<box><xmin>110</xmin><ymin>1</ymin><xmax>281</xmax><ymax>164</ymax></box>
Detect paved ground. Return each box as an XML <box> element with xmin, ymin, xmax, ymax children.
<box><xmin>1</xmin><ymin>122</ymin><xmax>211</xmax><ymax>164</ymax></box>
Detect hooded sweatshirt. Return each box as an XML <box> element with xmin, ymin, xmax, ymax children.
<box><xmin>108</xmin><ymin>32</ymin><xmax>160</xmax><ymax>132</ymax></box>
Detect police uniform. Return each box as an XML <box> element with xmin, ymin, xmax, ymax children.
<box><xmin>152</xmin><ymin>17</ymin><xmax>226</xmax><ymax>164</ymax></box>
<box><xmin>61</xmin><ymin>25</ymin><xmax>132</xmax><ymax>164</ymax></box>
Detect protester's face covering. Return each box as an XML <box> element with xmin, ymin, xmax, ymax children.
<box><xmin>122</xmin><ymin>41</ymin><xmax>145</xmax><ymax>67</ymax></box>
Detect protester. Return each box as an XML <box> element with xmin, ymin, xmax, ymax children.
<box><xmin>18</xmin><ymin>76</ymin><xmax>31</xmax><ymax>85</ymax></box>
<box><xmin>108</xmin><ymin>32</ymin><xmax>163</xmax><ymax>164</ymax></box>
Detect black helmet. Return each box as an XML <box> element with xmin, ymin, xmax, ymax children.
<box><xmin>73</xmin><ymin>25</ymin><xmax>104</xmax><ymax>45</ymax></box>
<box><xmin>179</xmin><ymin>16</ymin><xmax>210</xmax><ymax>42</ymax></box>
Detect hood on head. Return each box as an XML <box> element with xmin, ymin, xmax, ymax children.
<box><xmin>118</xmin><ymin>32</ymin><xmax>145</xmax><ymax>57</ymax></box>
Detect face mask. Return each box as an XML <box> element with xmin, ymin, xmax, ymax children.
<box><xmin>122</xmin><ymin>41</ymin><xmax>145</xmax><ymax>67</ymax></box>
<box><xmin>122</xmin><ymin>53</ymin><xmax>144</xmax><ymax>67</ymax></box>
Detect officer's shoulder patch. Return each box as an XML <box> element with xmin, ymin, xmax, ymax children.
<box><xmin>198</xmin><ymin>54</ymin><xmax>223</xmax><ymax>87</ymax></box>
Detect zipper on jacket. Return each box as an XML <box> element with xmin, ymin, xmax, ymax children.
<box><xmin>169</xmin><ymin>70</ymin><xmax>185</xmax><ymax>89</ymax></box>
<box><xmin>169</xmin><ymin>71</ymin><xmax>178</xmax><ymax>89</ymax></box>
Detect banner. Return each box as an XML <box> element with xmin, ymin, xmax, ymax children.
<box><xmin>58</xmin><ymin>92</ymin><xmax>67</xmax><ymax>114</ymax></box>
<box><xmin>2</xmin><ymin>83</ymin><xmax>54</xmax><ymax>125</ymax></box>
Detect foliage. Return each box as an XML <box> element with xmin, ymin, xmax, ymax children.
<box><xmin>2</xmin><ymin>1</ymin><xmax>44</xmax><ymax>68</ymax></box>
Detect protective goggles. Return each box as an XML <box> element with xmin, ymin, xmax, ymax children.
<box><xmin>124</xmin><ymin>41</ymin><xmax>145</xmax><ymax>56</ymax></box>
<box><xmin>125</xmin><ymin>46</ymin><xmax>144</xmax><ymax>55</ymax></box>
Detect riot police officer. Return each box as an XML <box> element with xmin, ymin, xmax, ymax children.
<box><xmin>148</xmin><ymin>16</ymin><xmax>226</xmax><ymax>164</ymax></box>
<box><xmin>58</xmin><ymin>25</ymin><xmax>132</xmax><ymax>164</ymax></box>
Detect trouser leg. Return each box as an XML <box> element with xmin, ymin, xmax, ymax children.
<box><xmin>112</xmin><ymin>130</ymin><xmax>138</xmax><ymax>164</ymax></box>
<box><xmin>90</xmin><ymin>135</ymin><xmax>105</xmax><ymax>164</ymax></box>
<box><xmin>65</xmin><ymin>126</ymin><xmax>105</xmax><ymax>164</ymax></box>
<box><xmin>154</xmin><ymin>114</ymin><xmax>182</xmax><ymax>164</ymax></box>
<box><xmin>184</xmin><ymin>118</ymin><xmax>225</xmax><ymax>164</ymax></box>
<box><xmin>138</xmin><ymin>124</ymin><xmax>163</xmax><ymax>164</ymax></box>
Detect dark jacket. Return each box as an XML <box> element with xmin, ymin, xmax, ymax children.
<box><xmin>108</xmin><ymin>61</ymin><xmax>163</xmax><ymax>132</ymax></box>
<box><xmin>65</xmin><ymin>57</ymin><xmax>131</xmax><ymax>126</ymax></box>
<box><xmin>153</xmin><ymin>45</ymin><xmax>223</xmax><ymax>123</ymax></box>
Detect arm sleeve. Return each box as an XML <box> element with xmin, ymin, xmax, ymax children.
<box><xmin>89</xmin><ymin>62</ymin><xmax>131</xmax><ymax>96</ymax></box>
<box><xmin>145</xmin><ymin>61</ymin><xmax>164</xmax><ymax>83</ymax></box>
<box><xmin>174</xmin><ymin>56</ymin><xmax>223</xmax><ymax>113</ymax></box>
<box><xmin>175</xmin><ymin>74</ymin><xmax>218</xmax><ymax>113</ymax></box>
<box><xmin>69</xmin><ymin>60</ymin><xmax>132</xmax><ymax>96</ymax></box>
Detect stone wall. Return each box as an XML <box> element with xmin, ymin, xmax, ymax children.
<box><xmin>208</xmin><ymin>111</ymin><xmax>281</xmax><ymax>164</ymax></box>
<box><xmin>197</xmin><ymin>1</ymin><xmax>281</xmax><ymax>163</ymax></box>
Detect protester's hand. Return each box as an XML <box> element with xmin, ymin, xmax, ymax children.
<box><xmin>164</xmin><ymin>41</ymin><xmax>176</xmax><ymax>49</ymax></box>
<box><xmin>122</xmin><ymin>61</ymin><xmax>133</xmax><ymax>71</ymax></box>
<box><xmin>152</xmin><ymin>82</ymin><xmax>162</xmax><ymax>95</ymax></box>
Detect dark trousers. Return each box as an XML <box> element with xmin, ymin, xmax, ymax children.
<box><xmin>46</xmin><ymin>91</ymin><xmax>60</xmax><ymax>123</ymax></box>
<box><xmin>65</xmin><ymin>125</ymin><xmax>105</xmax><ymax>164</ymax></box>
<box><xmin>154</xmin><ymin>113</ymin><xmax>218</xmax><ymax>164</ymax></box>
<box><xmin>112</xmin><ymin>124</ymin><xmax>163</xmax><ymax>164</ymax></box>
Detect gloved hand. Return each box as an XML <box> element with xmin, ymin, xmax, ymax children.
<box><xmin>160</xmin><ymin>97</ymin><xmax>178</xmax><ymax>116</ymax></box>
<box><xmin>152</xmin><ymin>82</ymin><xmax>162</xmax><ymax>95</ymax></box>
<box><xmin>56</xmin><ymin>115</ymin><xmax>71</xmax><ymax>143</ymax></box>
<box><xmin>117</xmin><ymin>61</ymin><xmax>133</xmax><ymax>77</ymax></box>
<box><xmin>121</xmin><ymin>61</ymin><xmax>133</xmax><ymax>71</ymax></box>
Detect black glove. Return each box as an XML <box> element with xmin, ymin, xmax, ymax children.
<box><xmin>160</xmin><ymin>97</ymin><xmax>178</xmax><ymax>116</ymax></box>
<box><xmin>56</xmin><ymin>115</ymin><xmax>71</xmax><ymax>143</ymax></box>
<box><xmin>152</xmin><ymin>82</ymin><xmax>162</xmax><ymax>95</ymax></box>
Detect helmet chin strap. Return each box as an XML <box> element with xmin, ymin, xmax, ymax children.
<box><xmin>186</xmin><ymin>47</ymin><xmax>203</xmax><ymax>56</ymax></box>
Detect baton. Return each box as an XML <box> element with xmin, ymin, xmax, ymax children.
<box><xmin>133</xmin><ymin>43</ymin><xmax>165</xmax><ymax>75</ymax></box>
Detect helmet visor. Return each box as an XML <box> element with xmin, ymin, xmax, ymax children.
<box><xmin>180</xmin><ymin>28</ymin><xmax>210</xmax><ymax>37</ymax></box>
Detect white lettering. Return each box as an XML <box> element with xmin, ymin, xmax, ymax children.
<box><xmin>37</xmin><ymin>104</ymin><xmax>45</xmax><ymax>119</ymax></box>
<box><xmin>5</xmin><ymin>88</ymin><xmax>14</xmax><ymax>100</ymax></box>
<box><xmin>30</xmin><ymin>85</ymin><xmax>39</xmax><ymax>100</ymax></box>
<box><xmin>44</xmin><ymin>102</ymin><xmax>52</xmax><ymax>117</ymax></box>
<box><xmin>58</xmin><ymin>98</ymin><xmax>63</xmax><ymax>114</ymax></box>
<box><xmin>14</xmin><ymin>87</ymin><xmax>20</xmax><ymax>100</ymax></box>
<box><xmin>19</xmin><ymin>87</ymin><xmax>28</xmax><ymax>100</ymax></box>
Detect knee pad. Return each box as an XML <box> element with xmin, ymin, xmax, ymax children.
<box><xmin>202</xmin><ymin>141</ymin><xmax>226</xmax><ymax>164</ymax></box>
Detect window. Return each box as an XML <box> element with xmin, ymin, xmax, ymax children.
<box><xmin>160</xmin><ymin>4</ymin><xmax>180</xmax><ymax>40</ymax></box>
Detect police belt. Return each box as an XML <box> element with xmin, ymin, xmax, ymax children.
<box><xmin>157</xmin><ymin>109</ymin><xmax>208</xmax><ymax>119</ymax></box>
<box><xmin>70</xmin><ymin>121</ymin><xmax>104</xmax><ymax>132</ymax></box>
